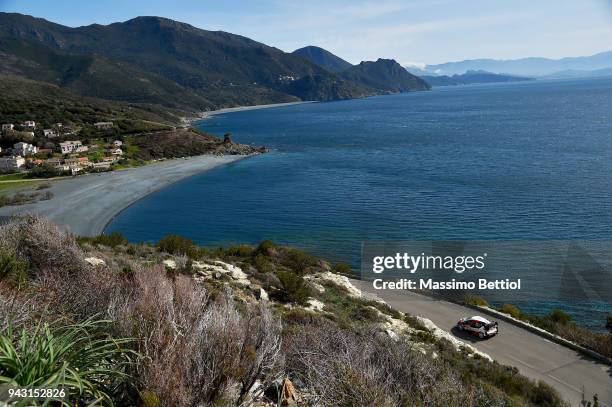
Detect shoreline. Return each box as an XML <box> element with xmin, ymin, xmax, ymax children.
<box><xmin>198</xmin><ymin>100</ymin><xmax>315</xmax><ymax>120</ymax></box>
<box><xmin>0</xmin><ymin>154</ymin><xmax>252</xmax><ymax>237</ymax></box>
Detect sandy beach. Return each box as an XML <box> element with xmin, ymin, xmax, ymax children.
<box><xmin>0</xmin><ymin>155</ymin><xmax>248</xmax><ymax>236</ymax></box>
<box><xmin>199</xmin><ymin>101</ymin><xmax>315</xmax><ymax>119</ymax></box>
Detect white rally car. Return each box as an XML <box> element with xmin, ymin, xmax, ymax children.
<box><xmin>457</xmin><ymin>315</ymin><xmax>498</xmax><ymax>339</ymax></box>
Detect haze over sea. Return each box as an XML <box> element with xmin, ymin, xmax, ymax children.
<box><xmin>107</xmin><ymin>77</ymin><xmax>612</xmax><ymax>329</ymax></box>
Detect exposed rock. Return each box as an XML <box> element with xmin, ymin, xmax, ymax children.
<box><xmin>84</xmin><ymin>257</ymin><xmax>105</xmax><ymax>267</ymax></box>
<box><xmin>258</xmin><ymin>288</ymin><xmax>269</xmax><ymax>301</ymax></box>
<box><xmin>308</xmin><ymin>281</ymin><xmax>326</xmax><ymax>294</ymax></box>
<box><xmin>386</xmin><ymin>329</ymin><xmax>399</xmax><ymax>340</ymax></box>
<box><xmin>306</xmin><ymin>298</ymin><xmax>325</xmax><ymax>312</ymax></box>
<box><xmin>162</xmin><ymin>259</ymin><xmax>177</xmax><ymax>270</ymax></box>
<box><xmin>192</xmin><ymin>260</ymin><xmax>250</xmax><ymax>285</ymax></box>
<box><xmin>305</xmin><ymin>272</ymin><xmax>362</xmax><ymax>297</ymax></box>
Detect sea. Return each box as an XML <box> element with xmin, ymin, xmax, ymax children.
<box><xmin>106</xmin><ymin>77</ymin><xmax>612</xmax><ymax>330</ymax></box>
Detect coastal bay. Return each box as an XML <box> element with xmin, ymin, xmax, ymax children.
<box><xmin>0</xmin><ymin>154</ymin><xmax>248</xmax><ymax>236</ymax></box>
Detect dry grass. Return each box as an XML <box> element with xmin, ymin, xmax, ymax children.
<box><xmin>285</xmin><ymin>321</ymin><xmax>508</xmax><ymax>407</ymax></box>
<box><xmin>110</xmin><ymin>266</ymin><xmax>282</xmax><ymax>407</ymax></box>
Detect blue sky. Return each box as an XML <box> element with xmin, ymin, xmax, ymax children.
<box><xmin>1</xmin><ymin>0</ymin><xmax>611</xmax><ymax>66</ymax></box>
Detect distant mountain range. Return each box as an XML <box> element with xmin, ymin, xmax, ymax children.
<box><xmin>420</xmin><ymin>70</ymin><xmax>534</xmax><ymax>87</ymax></box>
<box><xmin>407</xmin><ymin>51</ymin><xmax>612</xmax><ymax>77</ymax></box>
<box><xmin>0</xmin><ymin>13</ymin><xmax>429</xmax><ymax>114</ymax></box>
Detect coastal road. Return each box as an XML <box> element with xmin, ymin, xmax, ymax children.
<box><xmin>352</xmin><ymin>280</ymin><xmax>612</xmax><ymax>407</ymax></box>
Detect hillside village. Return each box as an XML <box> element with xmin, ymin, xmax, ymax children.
<box><xmin>0</xmin><ymin>120</ymin><xmax>125</xmax><ymax>175</ymax></box>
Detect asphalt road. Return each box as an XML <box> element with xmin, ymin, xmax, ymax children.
<box><xmin>352</xmin><ymin>280</ymin><xmax>612</xmax><ymax>407</ymax></box>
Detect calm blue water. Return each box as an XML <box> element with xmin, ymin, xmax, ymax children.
<box><xmin>107</xmin><ymin>78</ymin><xmax>612</xmax><ymax>329</ymax></box>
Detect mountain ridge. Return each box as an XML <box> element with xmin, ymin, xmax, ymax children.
<box><xmin>341</xmin><ymin>58</ymin><xmax>430</xmax><ymax>93</ymax></box>
<box><xmin>0</xmin><ymin>13</ymin><xmax>375</xmax><ymax>111</ymax></box>
<box><xmin>293</xmin><ymin>46</ymin><xmax>353</xmax><ymax>73</ymax></box>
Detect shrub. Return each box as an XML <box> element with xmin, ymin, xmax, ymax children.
<box><xmin>110</xmin><ymin>268</ymin><xmax>282</xmax><ymax>407</ymax></box>
<box><xmin>281</xmin><ymin>248</ymin><xmax>317</xmax><ymax>274</ymax></box>
<box><xmin>0</xmin><ymin>318</ymin><xmax>135</xmax><ymax>405</ymax></box>
<box><xmin>607</xmin><ymin>315</ymin><xmax>612</xmax><ymax>333</ymax></box>
<box><xmin>91</xmin><ymin>232</ymin><xmax>129</xmax><ymax>248</ymax></box>
<box><xmin>157</xmin><ymin>234</ymin><xmax>196</xmax><ymax>258</ymax></box>
<box><xmin>547</xmin><ymin>309</ymin><xmax>572</xmax><ymax>325</ymax></box>
<box><xmin>25</xmin><ymin>163</ymin><xmax>62</xmax><ymax>178</ymax></box>
<box><xmin>225</xmin><ymin>244</ymin><xmax>254</xmax><ymax>258</ymax></box>
<box><xmin>285</xmin><ymin>322</ymin><xmax>506</xmax><ymax>407</ymax></box>
<box><xmin>256</xmin><ymin>240</ymin><xmax>275</xmax><ymax>255</ymax></box>
<box><xmin>500</xmin><ymin>303</ymin><xmax>522</xmax><ymax>319</ymax></box>
<box><xmin>333</xmin><ymin>262</ymin><xmax>353</xmax><ymax>275</ymax></box>
<box><xmin>0</xmin><ymin>250</ymin><xmax>29</xmax><ymax>286</ymax></box>
<box><xmin>275</xmin><ymin>271</ymin><xmax>311</xmax><ymax>305</ymax></box>
<box><xmin>253</xmin><ymin>253</ymin><xmax>274</xmax><ymax>274</ymax></box>
<box><xmin>465</xmin><ymin>295</ymin><xmax>489</xmax><ymax>307</ymax></box>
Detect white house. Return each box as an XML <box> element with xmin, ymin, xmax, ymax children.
<box><xmin>1</xmin><ymin>124</ymin><xmax>14</xmax><ymax>132</ymax></box>
<box><xmin>43</xmin><ymin>129</ymin><xmax>58</xmax><ymax>138</ymax></box>
<box><xmin>106</xmin><ymin>148</ymin><xmax>123</xmax><ymax>156</ymax></box>
<box><xmin>13</xmin><ymin>142</ymin><xmax>37</xmax><ymax>156</ymax></box>
<box><xmin>59</xmin><ymin>140</ymin><xmax>83</xmax><ymax>154</ymax></box>
<box><xmin>22</xmin><ymin>121</ymin><xmax>36</xmax><ymax>130</ymax></box>
<box><xmin>0</xmin><ymin>156</ymin><xmax>25</xmax><ymax>171</ymax></box>
<box><xmin>94</xmin><ymin>122</ymin><xmax>113</xmax><ymax>130</ymax></box>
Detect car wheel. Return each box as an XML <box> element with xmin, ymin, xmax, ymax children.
<box><xmin>478</xmin><ymin>332</ymin><xmax>485</xmax><ymax>339</ymax></box>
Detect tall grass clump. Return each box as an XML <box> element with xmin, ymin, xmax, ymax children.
<box><xmin>110</xmin><ymin>267</ymin><xmax>282</xmax><ymax>407</ymax></box>
<box><xmin>0</xmin><ymin>318</ymin><xmax>135</xmax><ymax>406</ymax></box>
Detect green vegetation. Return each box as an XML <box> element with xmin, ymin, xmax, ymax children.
<box><xmin>0</xmin><ymin>217</ymin><xmax>572</xmax><ymax>406</ymax></box>
<box><xmin>0</xmin><ymin>190</ymin><xmax>53</xmax><ymax>208</ymax></box>
<box><xmin>0</xmin><ymin>318</ymin><xmax>134</xmax><ymax>406</ymax></box>
<box><xmin>275</xmin><ymin>271</ymin><xmax>311</xmax><ymax>305</ymax></box>
<box><xmin>0</xmin><ymin>249</ymin><xmax>29</xmax><ymax>287</ymax></box>
<box><xmin>465</xmin><ymin>295</ymin><xmax>489</xmax><ymax>307</ymax></box>
<box><xmin>493</xmin><ymin>302</ymin><xmax>612</xmax><ymax>359</ymax></box>
<box><xmin>332</xmin><ymin>262</ymin><xmax>353</xmax><ymax>275</ymax></box>
<box><xmin>0</xmin><ymin>14</ymin><xmax>374</xmax><ymax>111</ymax></box>
<box><xmin>78</xmin><ymin>232</ymin><xmax>129</xmax><ymax>248</ymax></box>
<box><xmin>157</xmin><ymin>234</ymin><xmax>197</xmax><ymax>258</ymax></box>
<box><xmin>0</xmin><ymin>75</ymin><xmax>183</xmax><ymax>130</ymax></box>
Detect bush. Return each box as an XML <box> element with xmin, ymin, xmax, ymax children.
<box><xmin>332</xmin><ymin>262</ymin><xmax>353</xmax><ymax>275</ymax></box>
<box><xmin>547</xmin><ymin>309</ymin><xmax>572</xmax><ymax>325</ymax></box>
<box><xmin>26</xmin><ymin>163</ymin><xmax>63</xmax><ymax>178</ymax></box>
<box><xmin>253</xmin><ymin>253</ymin><xmax>274</xmax><ymax>274</ymax></box>
<box><xmin>88</xmin><ymin>232</ymin><xmax>129</xmax><ymax>248</ymax></box>
<box><xmin>281</xmin><ymin>248</ymin><xmax>317</xmax><ymax>274</ymax></box>
<box><xmin>256</xmin><ymin>239</ymin><xmax>275</xmax><ymax>255</ymax></box>
<box><xmin>465</xmin><ymin>295</ymin><xmax>489</xmax><ymax>307</ymax></box>
<box><xmin>0</xmin><ymin>250</ymin><xmax>29</xmax><ymax>286</ymax></box>
<box><xmin>500</xmin><ymin>303</ymin><xmax>522</xmax><ymax>319</ymax></box>
<box><xmin>157</xmin><ymin>234</ymin><xmax>196</xmax><ymax>258</ymax></box>
<box><xmin>225</xmin><ymin>244</ymin><xmax>254</xmax><ymax>258</ymax></box>
<box><xmin>0</xmin><ymin>318</ymin><xmax>135</xmax><ymax>405</ymax></box>
<box><xmin>285</xmin><ymin>322</ymin><xmax>507</xmax><ymax>407</ymax></box>
<box><xmin>275</xmin><ymin>271</ymin><xmax>311</xmax><ymax>305</ymax></box>
<box><xmin>111</xmin><ymin>268</ymin><xmax>282</xmax><ymax>407</ymax></box>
